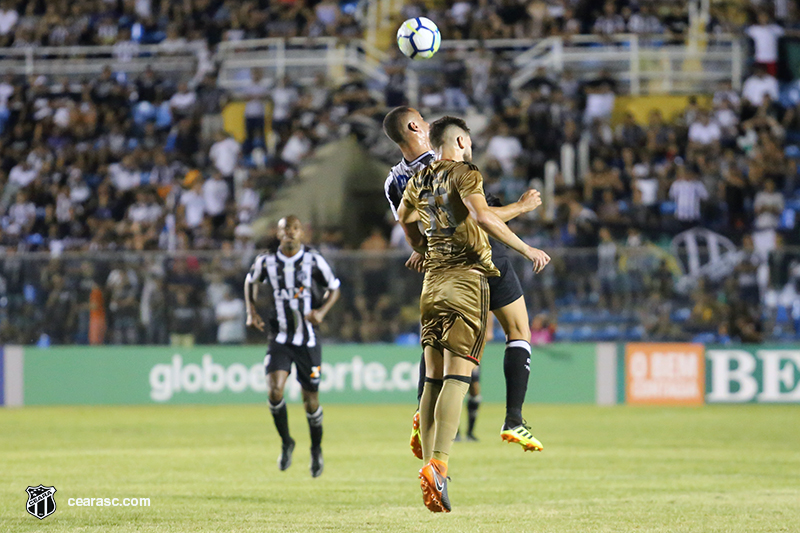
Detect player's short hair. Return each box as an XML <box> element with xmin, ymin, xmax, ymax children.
<box><xmin>382</xmin><ymin>106</ymin><xmax>413</xmax><ymax>144</ymax></box>
<box><xmin>278</xmin><ymin>214</ymin><xmax>301</xmax><ymax>227</ymax></box>
<box><xmin>429</xmin><ymin>116</ymin><xmax>470</xmax><ymax>150</ymax></box>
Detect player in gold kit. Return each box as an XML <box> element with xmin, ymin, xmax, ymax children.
<box><xmin>397</xmin><ymin>117</ymin><xmax>550</xmax><ymax>513</ymax></box>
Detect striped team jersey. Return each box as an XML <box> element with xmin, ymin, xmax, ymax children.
<box><xmin>248</xmin><ymin>246</ymin><xmax>341</xmax><ymax>347</ymax></box>
<box><xmin>385</xmin><ymin>150</ymin><xmax>436</xmax><ymax>221</ymax></box>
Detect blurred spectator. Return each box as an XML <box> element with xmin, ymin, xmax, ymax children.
<box><xmin>240</xmin><ymin>69</ymin><xmax>269</xmax><ymax>151</ymax></box>
<box><xmin>169</xmin><ymin>82</ymin><xmax>197</xmax><ymax>118</ymax></box>
<box><xmin>179</xmin><ymin>176</ymin><xmax>206</xmax><ymax>230</ymax></box>
<box><xmin>442</xmin><ymin>50</ymin><xmax>470</xmax><ymax>112</ymax></box>
<box><xmin>742</xmin><ymin>65</ymin><xmax>779</xmax><ymax>110</ymax></box>
<box><xmin>9</xmin><ymin>160</ymin><xmax>37</xmax><ymax>188</ymax></box>
<box><xmin>669</xmin><ymin>166</ymin><xmax>708</xmax><ymax>226</ymax></box>
<box><xmin>0</xmin><ymin>1</ymin><xmax>18</xmax><ymax>41</ymax></box>
<box><xmin>735</xmin><ymin>235</ymin><xmax>762</xmax><ymax>305</ymax></box>
<box><xmin>203</xmin><ymin>172</ymin><xmax>230</xmax><ymax>231</ymax></box>
<box><xmin>486</xmin><ymin>123</ymin><xmax>523</xmax><ymax>175</ymax></box>
<box><xmin>529</xmin><ymin>314</ymin><xmax>553</xmax><ymax>345</ymax></box>
<box><xmin>169</xmin><ymin>290</ymin><xmax>197</xmax><ymax>348</ymax></box>
<box><xmin>88</xmin><ymin>280</ymin><xmax>106</xmax><ymax>345</ymax></box>
<box><xmin>271</xmin><ymin>77</ymin><xmax>299</xmax><ymax>144</ymax></box>
<box><xmin>687</xmin><ymin>110</ymin><xmax>722</xmax><ymax>156</ymax></box>
<box><xmin>215</xmin><ymin>286</ymin><xmax>246</xmax><ymax>344</ymax></box>
<box><xmin>594</xmin><ymin>1</ymin><xmax>625</xmax><ymax>36</ymax></box>
<box><xmin>209</xmin><ymin>132</ymin><xmax>241</xmax><ymax>180</ymax></box>
<box><xmin>746</xmin><ymin>11</ymin><xmax>784</xmax><ymax>76</ymax></box>
<box><xmin>281</xmin><ymin>129</ymin><xmax>312</xmax><ymax>166</ymax></box>
<box><xmin>628</xmin><ymin>4</ymin><xmax>662</xmax><ymax>35</ymax></box>
<box><xmin>753</xmin><ymin>178</ymin><xmax>784</xmax><ymax>255</ymax></box>
<box><xmin>583</xmin><ymin>81</ymin><xmax>615</xmax><ymax>125</ymax></box>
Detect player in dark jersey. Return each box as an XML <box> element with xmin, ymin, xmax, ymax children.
<box><xmin>383</xmin><ymin>106</ymin><xmax>544</xmax><ymax>454</ymax></box>
<box><xmin>245</xmin><ymin>215</ymin><xmax>341</xmax><ymax>478</ymax></box>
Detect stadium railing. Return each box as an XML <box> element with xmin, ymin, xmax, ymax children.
<box><xmin>509</xmin><ymin>33</ymin><xmax>745</xmax><ymax>94</ymax></box>
<box><xmin>215</xmin><ymin>37</ymin><xmax>389</xmax><ymax>88</ymax></box>
<box><xmin>1</xmin><ymin>32</ymin><xmax>744</xmax><ymax>100</ymax></box>
<box><xmin>0</xmin><ymin>43</ymin><xmax>201</xmax><ymax>79</ymax></box>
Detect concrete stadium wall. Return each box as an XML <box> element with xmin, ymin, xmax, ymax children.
<box><xmin>1</xmin><ymin>343</ymin><xmax>798</xmax><ymax>406</ymax></box>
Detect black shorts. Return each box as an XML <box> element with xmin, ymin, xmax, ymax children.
<box><xmin>488</xmin><ymin>256</ymin><xmax>524</xmax><ymax>310</ymax></box>
<box><xmin>470</xmin><ymin>366</ymin><xmax>480</xmax><ymax>383</ymax></box>
<box><xmin>265</xmin><ymin>341</ymin><xmax>322</xmax><ymax>392</ymax></box>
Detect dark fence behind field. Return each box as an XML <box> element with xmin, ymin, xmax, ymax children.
<box><xmin>1</xmin><ymin>246</ymin><xmax>798</xmax><ymax>346</ymax></box>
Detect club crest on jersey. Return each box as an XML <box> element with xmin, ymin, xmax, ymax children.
<box><xmin>273</xmin><ymin>287</ymin><xmax>307</xmax><ymax>300</ymax></box>
<box><xmin>26</xmin><ymin>485</ymin><xmax>57</xmax><ymax>520</ymax></box>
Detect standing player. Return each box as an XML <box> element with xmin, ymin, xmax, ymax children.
<box><xmin>383</xmin><ymin>106</ymin><xmax>544</xmax><ymax>453</ymax></box>
<box><xmin>398</xmin><ymin>116</ymin><xmax>550</xmax><ymax>512</ymax></box>
<box><xmin>244</xmin><ymin>215</ymin><xmax>341</xmax><ymax>478</ymax></box>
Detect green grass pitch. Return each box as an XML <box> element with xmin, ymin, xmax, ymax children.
<box><xmin>1</xmin><ymin>403</ymin><xmax>799</xmax><ymax>532</ymax></box>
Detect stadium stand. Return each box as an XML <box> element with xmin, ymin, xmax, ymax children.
<box><xmin>1</xmin><ymin>0</ymin><xmax>800</xmax><ymax>346</ymax></box>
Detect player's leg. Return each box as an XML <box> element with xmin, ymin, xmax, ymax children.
<box><xmin>267</xmin><ymin>368</ymin><xmax>296</xmax><ymax>470</ymax></box>
<box><xmin>418</xmin><ymin>271</ymin><xmax>486</xmax><ymax>512</ymax></box>
<box><xmin>492</xmin><ymin>296</ymin><xmax>531</xmax><ymax>428</ymax></box>
<box><xmin>296</xmin><ymin>345</ymin><xmax>324</xmax><ymax>477</ymax></box>
<box><xmin>493</xmin><ymin>297</ymin><xmax>543</xmax><ymax>451</ymax></box>
<box><xmin>266</xmin><ymin>344</ymin><xmax>294</xmax><ymax>437</ymax></box>
<box><xmin>301</xmin><ymin>389</ymin><xmax>324</xmax><ymax>478</ymax></box>
<box><xmin>487</xmin><ymin>259</ymin><xmax>535</xmax><ymax>431</ymax></box>
<box><xmin>409</xmin><ymin>352</ymin><xmax>426</xmax><ymax>460</ymax></box>
<box><xmin>419</xmin><ymin>345</ymin><xmax>443</xmax><ymax>464</ymax></box>
<box><xmin>465</xmin><ymin>368</ymin><xmax>480</xmax><ymax>440</ymax></box>
<box><xmin>433</xmin><ymin>352</ymin><xmax>475</xmax><ymax>468</ymax></box>
<box><xmin>419</xmin><ymin>351</ymin><xmax>474</xmax><ymax>514</ymax></box>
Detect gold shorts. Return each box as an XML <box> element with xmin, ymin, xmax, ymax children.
<box><xmin>419</xmin><ymin>270</ymin><xmax>490</xmax><ymax>363</ymax></box>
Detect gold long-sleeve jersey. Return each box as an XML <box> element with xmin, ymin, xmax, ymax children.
<box><xmin>402</xmin><ymin>160</ymin><xmax>500</xmax><ymax>277</ymax></box>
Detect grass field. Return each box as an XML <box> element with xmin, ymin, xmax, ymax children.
<box><xmin>1</xmin><ymin>403</ymin><xmax>799</xmax><ymax>532</ymax></box>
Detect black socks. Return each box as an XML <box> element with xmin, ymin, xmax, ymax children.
<box><xmin>503</xmin><ymin>340</ymin><xmax>531</xmax><ymax>429</ymax></box>
<box><xmin>416</xmin><ymin>352</ymin><xmax>426</xmax><ymax>403</ymax></box>
<box><xmin>306</xmin><ymin>407</ymin><xmax>323</xmax><ymax>450</ymax></box>
<box><xmin>270</xmin><ymin>398</ymin><xmax>324</xmax><ymax>450</ymax></box>
<box><xmin>269</xmin><ymin>398</ymin><xmax>292</xmax><ymax>444</ymax></box>
<box><xmin>466</xmin><ymin>395</ymin><xmax>481</xmax><ymax>436</ymax></box>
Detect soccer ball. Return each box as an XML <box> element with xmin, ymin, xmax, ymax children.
<box><xmin>396</xmin><ymin>17</ymin><xmax>441</xmax><ymax>60</ymax></box>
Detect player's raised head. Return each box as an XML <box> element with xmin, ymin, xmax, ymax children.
<box><xmin>383</xmin><ymin>106</ymin><xmax>429</xmax><ymax>146</ymax></box>
<box><xmin>429</xmin><ymin>116</ymin><xmax>473</xmax><ymax>163</ymax></box>
<box><xmin>277</xmin><ymin>215</ymin><xmax>304</xmax><ymax>245</ymax></box>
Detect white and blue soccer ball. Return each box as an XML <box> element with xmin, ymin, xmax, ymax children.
<box><xmin>396</xmin><ymin>17</ymin><xmax>441</xmax><ymax>60</ymax></box>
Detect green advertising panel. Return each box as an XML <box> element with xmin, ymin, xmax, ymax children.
<box><xmin>705</xmin><ymin>345</ymin><xmax>800</xmax><ymax>403</ymax></box>
<box><xmin>22</xmin><ymin>343</ymin><xmax>597</xmax><ymax>406</ymax></box>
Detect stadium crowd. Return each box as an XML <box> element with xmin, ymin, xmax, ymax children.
<box><xmin>1</xmin><ymin>0</ymin><xmax>800</xmax><ymax>346</ymax></box>
<box><xmin>0</xmin><ymin>0</ymin><xmax>792</xmax><ymax>49</ymax></box>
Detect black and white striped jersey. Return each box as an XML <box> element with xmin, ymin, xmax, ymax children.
<box><xmin>248</xmin><ymin>246</ymin><xmax>341</xmax><ymax>347</ymax></box>
<box><xmin>384</xmin><ymin>150</ymin><xmax>436</xmax><ymax>221</ymax></box>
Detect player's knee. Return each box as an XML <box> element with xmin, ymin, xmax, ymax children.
<box><xmin>505</xmin><ymin>321</ymin><xmax>531</xmax><ymax>343</ymax></box>
<box><xmin>302</xmin><ymin>392</ymin><xmax>320</xmax><ymax>412</ymax></box>
<box><xmin>268</xmin><ymin>388</ymin><xmax>284</xmax><ymax>404</ymax></box>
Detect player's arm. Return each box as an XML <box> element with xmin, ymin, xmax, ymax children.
<box><xmin>397</xmin><ymin>200</ymin><xmax>427</xmax><ymax>255</ymax></box>
<box><xmin>244</xmin><ymin>268</ymin><xmax>265</xmax><ymax>331</ymax></box>
<box><xmin>306</xmin><ymin>254</ymin><xmax>342</xmax><ymax>325</ymax></box>
<box><xmin>489</xmin><ymin>189</ymin><xmax>542</xmax><ymax>222</ymax></box>
<box><xmin>463</xmin><ymin>193</ymin><xmax>550</xmax><ymax>273</ymax></box>
<box><xmin>306</xmin><ymin>287</ymin><xmax>340</xmax><ymax>325</ymax></box>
